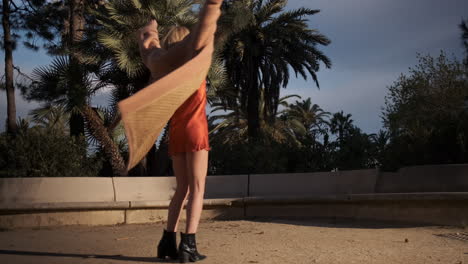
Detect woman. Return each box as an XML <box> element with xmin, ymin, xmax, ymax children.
<box><xmin>136</xmin><ymin>0</ymin><xmax>223</xmax><ymax>262</ymax></box>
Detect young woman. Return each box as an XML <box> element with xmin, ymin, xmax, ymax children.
<box><xmin>136</xmin><ymin>0</ymin><xmax>223</xmax><ymax>262</ymax></box>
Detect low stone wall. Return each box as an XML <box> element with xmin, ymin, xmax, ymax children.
<box><xmin>0</xmin><ymin>175</ymin><xmax>251</xmax><ymax>204</ymax></box>
<box><xmin>245</xmin><ymin>193</ymin><xmax>468</xmax><ymax>227</ymax></box>
<box><xmin>0</xmin><ymin>178</ymin><xmax>115</xmax><ymax>203</ymax></box>
<box><xmin>1</xmin><ymin>194</ymin><xmax>467</xmax><ymax>228</ymax></box>
<box><xmin>249</xmin><ymin>169</ymin><xmax>378</xmax><ymax>197</ymax></box>
<box><xmin>375</xmin><ymin>164</ymin><xmax>468</xmax><ymax>193</ymax></box>
<box><xmin>1</xmin><ymin>164</ymin><xmax>467</xmax><ymax>229</ymax></box>
<box><xmin>205</xmin><ymin>175</ymin><xmax>248</xmax><ymax>198</ymax></box>
<box><xmin>2</xmin><ymin>165</ymin><xmax>468</xmax><ymax>204</ymax></box>
<box><xmin>113</xmin><ymin>177</ymin><xmax>176</xmax><ymax>201</ymax></box>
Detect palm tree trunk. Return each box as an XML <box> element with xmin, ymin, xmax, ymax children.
<box><xmin>145</xmin><ymin>144</ymin><xmax>157</xmax><ymax>175</ymax></box>
<box><xmin>69</xmin><ymin>0</ymin><xmax>85</xmax><ymax>42</ymax></box>
<box><xmin>339</xmin><ymin>126</ymin><xmax>344</xmax><ymax>150</ymax></box>
<box><xmin>151</xmin><ymin>125</ymin><xmax>173</xmax><ymax>176</ymax></box>
<box><xmin>67</xmin><ymin>0</ymin><xmax>86</xmax><ymax>138</ymax></box>
<box><xmin>2</xmin><ymin>0</ymin><xmax>17</xmax><ymax>134</ymax></box>
<box><xmin>247</xmin><ymin>57</ymin><xmax>260</xmax><ymax>139</ymax></box>
<box><xmin>81</xmin><ymin>105</ymin><xmax>127</xmax><ymax>176</ymax></box>
<box><xmin>69</xmin><ymin>111</ymin><xmax>85</xmax><ymax>136</ymax></box>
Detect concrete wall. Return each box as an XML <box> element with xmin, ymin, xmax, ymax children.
<box><xmin>1</xmin><ymin>165</ymin><xmax>468</xmax><ymax>205</ymax></box>
<box><xmin>112</xmin><ymin>175</ymin><xmax>249</xmax><ymax>201</ymax></box>
<box><xmin>1</xmin><ymin>164</ymin><xmax>468</xmax><ymax>228</ymax></box>
<box><xmin>244</xmin><ymin>197</ymin><xmax>468</xmax><ymax>227</ymax></box>
<box><xmin>205</xmin><ymin>175</ymin><xmax>248</xmax><ymax>198</ymax></box>
<box><xmin>113</xmin><ymin>177</ymin><xmax>176</xmax><ymax>201</ymax></box>
<box><xmin>0</xmin><ymin>178</ymin><xmax>115</xmax><ymax>204</ymax></box>
<box><xmin>375</xmin><ymin>164</ymin><xmax>468</xmax><ymax>193</ymax></box>
<box><xmin>0</xmin><ymin>175</ymin><xmax>250</xmax><ymax>205</ymax></box>
<box><xmin>1</xmin><ymin>195</ymin><xmax>467</xmax><ymax>228</ymax></box>
<box><xmin>249</xmin><ymin>169</ymin><xmax>378</xmax><ymax>197</ymax></box>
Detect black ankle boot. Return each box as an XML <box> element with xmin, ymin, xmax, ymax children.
<box><xmin>157</xmin><ymin>229</ymin><xmax>178</xmax><ymax>260</ymax></box>
<box><xmin>178</xmin><ymin>232</ymin><xmax>207</xmax><ymax>263</ymax></box>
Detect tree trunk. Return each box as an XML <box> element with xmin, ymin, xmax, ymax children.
<box><xmin>69</xmin><ymin>0</ymin><xmax>85</xmax><ymax>42</ymax></box>
<box><xmin>247</xmin><ymin>57</ymin><xmax>260</xmax><ymax>139</ymax></box>
<box><xmin>69</xmin><ymin>111</ymin><xmax>85</xmax><ymax>136</ymax></box>
<box><xmin>81</xmin><ymin>105</ymin><xmax>127</xmax><ymax>176</ymax></box>
<box><xmin>151</xmin><ymin>125</ymin><xmax>173</xmax><ymax>176</ymax></box>
<box><xmin>128</xmin><ymin>159</ymin><xmax>147</xmax><ymax>176</ymax></box>
<box><xmin>67</xmin><ymin>0</ymin><xmax>86</xmax><ymax>137</ymax></box>
<box><xmin>2</xmin><ymin>0</ymin><xmax>17</xmax><ymax>134</ymax></box>
<box><xmin>145</xmin><ymin>144</ymin><xmax>157</xmax><ymax>176</ymax></box>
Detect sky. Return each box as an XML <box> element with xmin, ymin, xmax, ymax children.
<box><xmin>1</xmin><ymin>0</ymin><xmax>468</xmax><ymax>134</ymax></box>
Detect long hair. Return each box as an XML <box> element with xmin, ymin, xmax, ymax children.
<box><xmin>161</xmin><ymin>26</ymin><xmax>190</xmax><ymax>50</ymax></box>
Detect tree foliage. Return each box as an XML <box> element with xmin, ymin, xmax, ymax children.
<box><xmin>460</xmin><ymin>18</ymin><xmax>468</xmax><ymax>67</ymax></box>
<box><xmin>382</xmin><ymin>52</ymin><xmax>468</xmax><ymax>169</ymax></box>
<box><xmin>0</xmin><ymin>118</ymin><xmax>102</xmax><ymax>177</ymax></box>
<box><xmin>220</xmin><ymin>0</ymin><xmax>331</xmax><ymax>138</ymax></box>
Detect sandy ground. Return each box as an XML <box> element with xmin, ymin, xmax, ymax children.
<box><xmin>0</xmin><ymin>218</ymin><xmax>467</xmax><ymax>264</ymax></box>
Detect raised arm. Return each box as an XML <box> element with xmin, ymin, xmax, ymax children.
<box><xmin>138</xmin><ymin>0</ymin><xmax>223</xmax><ymax>78</ymax></box>
<box><xmin>188</xmin><ymin>0</ymin><xmax>223</xmax><ymax>53</ymax></box>
<box><xmin>163</xmin><ymin>0</ymin><xmax>223</xmax><ymax>59</ymax></box>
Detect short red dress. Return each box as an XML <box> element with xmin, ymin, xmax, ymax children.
<box><xmin>168</xmin><ymin>80</ymin><xmax>211</xmax><ymax>156</ymax></box>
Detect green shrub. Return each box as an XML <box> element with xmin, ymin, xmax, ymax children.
<box><xmin>0</xmin><ymin>128</ymin><xmax>103</xmax><ymax>177</ymax></box>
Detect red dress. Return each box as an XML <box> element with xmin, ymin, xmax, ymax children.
<box><xmin>168</xmin><ymin>80</ymin><xmax>211</xmax><ymax>156</ymax></box>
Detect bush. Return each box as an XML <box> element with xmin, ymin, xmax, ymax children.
<box><xmin>0</xmin><ymin>128</ymin><xmax>103</xmax><ymax>177</ymax></box>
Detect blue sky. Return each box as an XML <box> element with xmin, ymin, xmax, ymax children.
<box><xmin>1</xmin><ymin>0</ymin><xmax>467</xmax><ymax>134</ymax></box>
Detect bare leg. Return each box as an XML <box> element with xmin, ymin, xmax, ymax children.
<box><xmin>166</xmin><ymin>153</ymin><xmax>190</xmax><ymax>232</ymax></box>
<box><xmin>185</xmin><ymin>150</ymin><xmax>209</xmax><ymax>234</ymax></box>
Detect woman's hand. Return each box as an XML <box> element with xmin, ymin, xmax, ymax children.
<box><xmin>138</xmin><ymin>20</ymin><xmax>166</xmax><ymax>69</ymax></box>
<box><xmin>189</xmin><ymin>0</ymin><xmax>223</xmax><ymax>53</ymax></box>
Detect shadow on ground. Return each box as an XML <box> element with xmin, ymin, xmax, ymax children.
<box><xmin>0</xmin><ymin>249</ymin><xmax>177</xmax><ymax>263</ymax></box>
<box><xmin>213</xmin><ymin>216</ymin><xmax>441</xmax><ymax>229</ymax></box>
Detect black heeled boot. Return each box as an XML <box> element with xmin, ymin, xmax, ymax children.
<box><xmin>157</xmin><ymin>229</ymin><xmax>179</xmax><ymax>260</ymax></box>
<box><xmin>178</xmin><ymin>232</ymin><xmax>207</xmax><ymax>263</ymax></box>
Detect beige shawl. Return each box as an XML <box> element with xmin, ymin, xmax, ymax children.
<box><xmin>117</xmin><ymin>43</ymin><xmax>214</xmax><ymax>171</ymax></box>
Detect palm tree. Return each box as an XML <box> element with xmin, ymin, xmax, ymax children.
<box><xmin>209</xmin><ymin>93</ymin><xmax>306</xmax><ymax>146</ymax></box>
<box><xmin>460</xmin><ymin>18</ymin><xmax>468</xmax><ymax>67</ymax></box>
<box><xmin>287</xmin><ymin>98</ymin><xmax>330</xmax><ymax>140</ymax></box>
<box><xmin>2</xmin><ymin>0</ymin><xmax>17</xmax><ymax>134</ymax></box>
<box><xmin>29</xmin><ymin>104</ymin><xmax>70</xmax><ymax>133</ymax></box>
<box><xmin>22</xmin><ymin>56</ymin><xmax>128</xmax><ymax>176</ymax></box>
<box><xmin>370</xmin><ymin>130</ymin><xmax>389</xmax><ymax>151</ymax></box>
<box><xmin>209</xmin><ymin>95</ymin><xmax>249</xmax><ymax>145</ymax></box>
<box><xmin>329</xmin><ymin>111</ymin><xmax>354</xmax><ymax>149</ymax></box>
<box><xmin>208</xmin><ymin>92</ymin><xmax>307</xmax><ymax>174</ymax></box>
<box><xmin>221</xmin><ymin>0</ymin><xmax>332</xmax><ymax>139</ymax></box>
<box><xmin>369</xmin><ymin>129</ymin><xmax>390</xmax><ymax>167</ymax></box>
<box><xmin>21</xmin><ymin>0</ymin><xmax>91</xmax><ymax>137</ymax></box>
<box><xmin>87</xmin><ymin>105</ymin><xmax>132</xmax><ymax>175</ymax></box>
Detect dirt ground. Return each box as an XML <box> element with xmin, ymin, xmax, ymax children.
<box><xmin>0</xmin><ymin>218</ymin><xmax>467</xmax><ymax>264</ymax></box>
